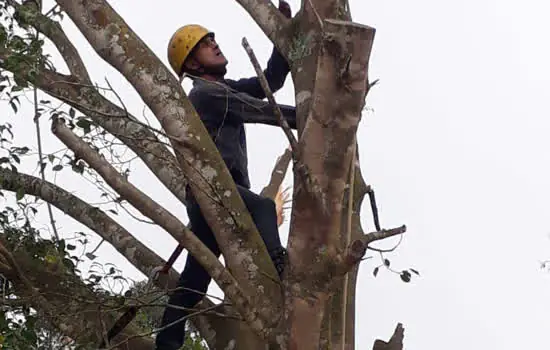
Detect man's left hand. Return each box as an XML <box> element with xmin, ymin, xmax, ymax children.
<box><xmin>278</xmin><ymin>0</ymin><xmax>292</xmax><ymax>18</ymax></box>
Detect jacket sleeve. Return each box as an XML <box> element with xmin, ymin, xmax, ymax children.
<box><xmin>224</xmin><ymin>47</ymin><xmax>290</xmax><ymax>98</ymax></box>
<box><xmin>194</xmin><ymin>82</ymin><xmax>297</xmax><ymax>130</ymax></box>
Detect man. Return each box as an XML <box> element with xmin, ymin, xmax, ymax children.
<box><xmin>156</xmin><ymin>2</ymin><xmax>296</xmax><ymax>349</ymax></box>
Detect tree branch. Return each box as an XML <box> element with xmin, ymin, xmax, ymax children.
<box><xmin>242</xmin><ymin>37</ymin><xmax>298</xmax><ymax>152</ymax></box>
<box><xmin>0</xmin><ymin>237</ymin><xmax>154</xmax><ymax>349</ymax></box>
<box><xmin>0</xmin><ymin>47</ymin><xmax>190</xmax><ymax>207</ymax></box>
<box><xmin>0</xmin><ymin>167</ymin><xmax>179</xmax><ymax>287</ymax></box>
<box><xmin>242</xmin><ymin>37</ymin><xmax>322</xmax><ymax>199</ymax></box>
<box><xmin>345</xmin><ymin>225</ymin><xmax>407</xmax><ymax>268</ymax></box>
<box><xmin>9</xmin><ymin>0</ymin><xmax>90</xmax><ymax>81</ymax></box>
<box><xmin>373</xmin><ymin>323</ymin><xmax>404</xmax><ymax>350</ymax></box>
<box><xmin>234</xmin><ymin>0</ymin><xmax>293</xmax><ymax>59</ymax></box>
<box><xmin>51</xmin><ymin>117</ymin><xmax>274</xmax><ymax>338</ymax></box>
<box><xmin>260</xmin><ymin>147</ymin><xmax>291</xmax><ymax>199</ymax></box>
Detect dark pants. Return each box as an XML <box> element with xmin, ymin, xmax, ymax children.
<box><xmin>155</xmin><ymin>184</ymin><xmax>285</xmax><ymax>350</ymax></box>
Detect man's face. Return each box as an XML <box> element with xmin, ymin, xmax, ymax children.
<box><xmin>186</xmin><ymin>34</ymin><xmax>228</xmax><ymax>75</ymax></box>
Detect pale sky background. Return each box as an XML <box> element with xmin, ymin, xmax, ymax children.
<box><xmin>3</xmin><ymin>0</ymin><xmax>550</xmax><ymax>349</ymax></box>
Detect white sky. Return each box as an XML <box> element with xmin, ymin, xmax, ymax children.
<box><xmin>3</xmin><ymin>0</ymin><xmax>550</xmax><ymax>349</ymax></box>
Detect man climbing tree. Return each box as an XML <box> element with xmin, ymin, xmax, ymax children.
<box><xmin>0</xmin><ymin>0</ymin><xmax>414</xmax><ymax>349</ymax></box>
<box><xmin>156</xmin><ymin>2</ymin><xmax>296</xmax><ymax>349</ymax></box>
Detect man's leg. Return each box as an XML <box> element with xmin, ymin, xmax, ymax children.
<box><xmin>155</xmin><ymin>199</ymin><xmax>221</xmax><ymax>350</ymax></box>
<box><xmin>236</xmin><ymin>185</ymin><xmax>287</xmax><ymax>275</ymax></box>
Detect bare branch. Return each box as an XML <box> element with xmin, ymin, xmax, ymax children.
<box><xmin>9</xmin><ymin>0</ymin><xmax>90</xmax><ymax>81</ymax></box>
<box><xmin>0</xmin><ymin>237</ymin><xmax>154</xmax><ymax>349</ymax></box>
<box><xmin>260</xmin><ymin>147</ymin><xmax>291</xmax><ymax>199</ymax></box>
<box><xmin>234</xmin><ymin>0</ymin><xmax>292</xmax><ymax>58</ymax></box>
<box><xmin>373</xmin><ymin>323</ymin><xmax>404</xmax><ymax>350</ymax></box>
<box><xmin>51</xmin><ymin>117</ymin><xmax>274</xmax><ymax>338</ymax></box>
<box><xmin>345</xmin><ymin>226</ymin><xmax>407</xmax><ymax>268</ymax></box>
<box><xmin>0</xmin><ymin>46</ymin><xmax>190</xmax><ymax>207</ymax></box>
<box><xmin>242</xmin><ymin>37</ymin><xmax>298</xmax><ymax>152</ymax></box>
<box><xmin>242</xmin><ymin>37</ymin><xmax>321</xmax><ymax>198</ymax></box>
<box><xmin>0</xmin><ymin>167</ymin><xmax>179</xmax><ymax>287</ymax></box>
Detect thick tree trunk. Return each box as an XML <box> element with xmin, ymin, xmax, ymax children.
<box><xmin>283</xmin><ymin>18</ymin><xmax>375</xmax><ymax>350</ymax></box>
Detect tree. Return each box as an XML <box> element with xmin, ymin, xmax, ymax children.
<box><xmin>0</xmin><ymin>1</ymin><xmax>414</xmax><ymax>349</ymax></box>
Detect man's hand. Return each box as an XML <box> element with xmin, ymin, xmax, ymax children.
<box><xmin>278</xmin><ymin>0</ymin><xmax>292</xmax><ymax>18</ymax></box>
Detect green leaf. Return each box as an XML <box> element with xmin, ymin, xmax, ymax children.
<box><xmin>76</xmin><ymin>119</ymin><xmax>92</xmax><ymax>134</ymax></box>
<box><xmin>66</xmin><ymin>244</ymin><xmax>76</xmax><ymax>251</ymax></box>
<box><xmin>384</xmin><ymin>258</ymin><xmax>390</xmax><ymax>267</ymax></box>
<box><xmin>69</xmin><ymin>107</ymin><xmax>75</xmax><ymax>118</ymax></box>
<box><xmin>410</xmin><ymin>268</ymin><xmax>420</xmax><ymax>276</ymax></box>
<box><xmin>373</xmin><ymin>267</ymin><xmax>379</xmax><ymax>277</ymax></box>
<box><xmin>52</xmin><ymin>164</ymin><xmax>63</xmax><ymax>171</ymax></box>
<box><xmin>10</xmin><ymin>154</ymin><xmax>19</xmax><ymax>164</ymax></box>
<box><xmin>15</xmin><ymin>187</ymin><xmax>24</xmax><ymax>201</ymax></box>
<box><xmin>400</xmin><ymin>270</ymin><xmax>411</xmax><ymax>283</ymax></box>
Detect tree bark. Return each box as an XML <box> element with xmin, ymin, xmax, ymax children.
<box><xmin>0</xmin><ymin>237</ymin><xmax>154</xmax><ymax>349</ymax></box>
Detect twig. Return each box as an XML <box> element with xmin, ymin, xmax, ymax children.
<box><xmin>260</xmin><ymin>146</ymin><xmax>292</xmax><ymax>199</ymax></box>
<box><xmin>242</xmin><ymin>37</ymin><xmax>318</xmax><ymax>198</ymax></box>
<box><xmin>34</xmin><ymin>83</ymin><xmax>60</xmax><ymax>241</ymax></box>
<box><xmin>345</xmin><ymin>225</ymin><xmax>407</xmax><ymax>269</ymax></box>
<box><xmin>367</xmin><ymin>234</ymin><xmax>404</xmax><ymax>253</ymax></box>
<box><xmin>104</xmin><ymin>77</ymin><xmax>129</xmax><ymax>117</ymax></box>
<box><xmin>307</xmin><ymin>0</ymin><xmax>324</xmax><ymax>29</ymax></box>
<box><xmin>367</xmin><ymin>186</ymin><xmax>381</xmax><ymax>231</ymax></box>
<box><xmin>241</xmin><ymin>37</ymin><xmax>298</xmax><ymax>153</ymax></box>
<box><xmin>362</xmin><ymin>226</ymin><xmax>407</xmax><ymax>246</ymax></box>
<box><xmin>106</xmin><ymin>302</ymin><xmax>222</xmax><ymax>350</ymax></box>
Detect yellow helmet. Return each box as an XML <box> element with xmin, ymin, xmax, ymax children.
<box><xmin>167</xmin><ymin>24</ymin><xmax>212</xmax><ymax>76</ymax></box>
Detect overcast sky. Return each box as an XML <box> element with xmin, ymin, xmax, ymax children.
<box><xmin>5</xmin><ymin>0</ymin><xmax>550</xmax><ymax>349</ymax></box>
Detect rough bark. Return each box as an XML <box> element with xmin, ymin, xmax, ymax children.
<box><xmin>0</xmin><ymin>237</ymin><xmax>154</xmax><ymax>349</ymax></box>
<box><xmin>54</xmin><ymin>1</ymin><xmax>283</xmax><ymax>334</ymax></box>
<box><xmin>0</xmin><ymin>167</ymin><xmax>179</xmax><ymax>286</ymax></box>
<box><xmin>0</xmin><ymin>3</ymin><xmax>190</xmax><ymax>207</ymax></box>
<box><xmin>282</xmin><ymin>16</ymin><xmax>376</xmax><ymax>350</ymax></box>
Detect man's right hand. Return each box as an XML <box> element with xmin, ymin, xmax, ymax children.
<box><xmin>278</xmin><ymin>0</ymin><xmax>292</xmax><ymax>18</ymax></box>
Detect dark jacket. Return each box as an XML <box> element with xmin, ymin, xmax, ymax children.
<box><xmin>188</xmin><ymin>48</ymin><xmax>297</xmax><ymax>189</ymax></box>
